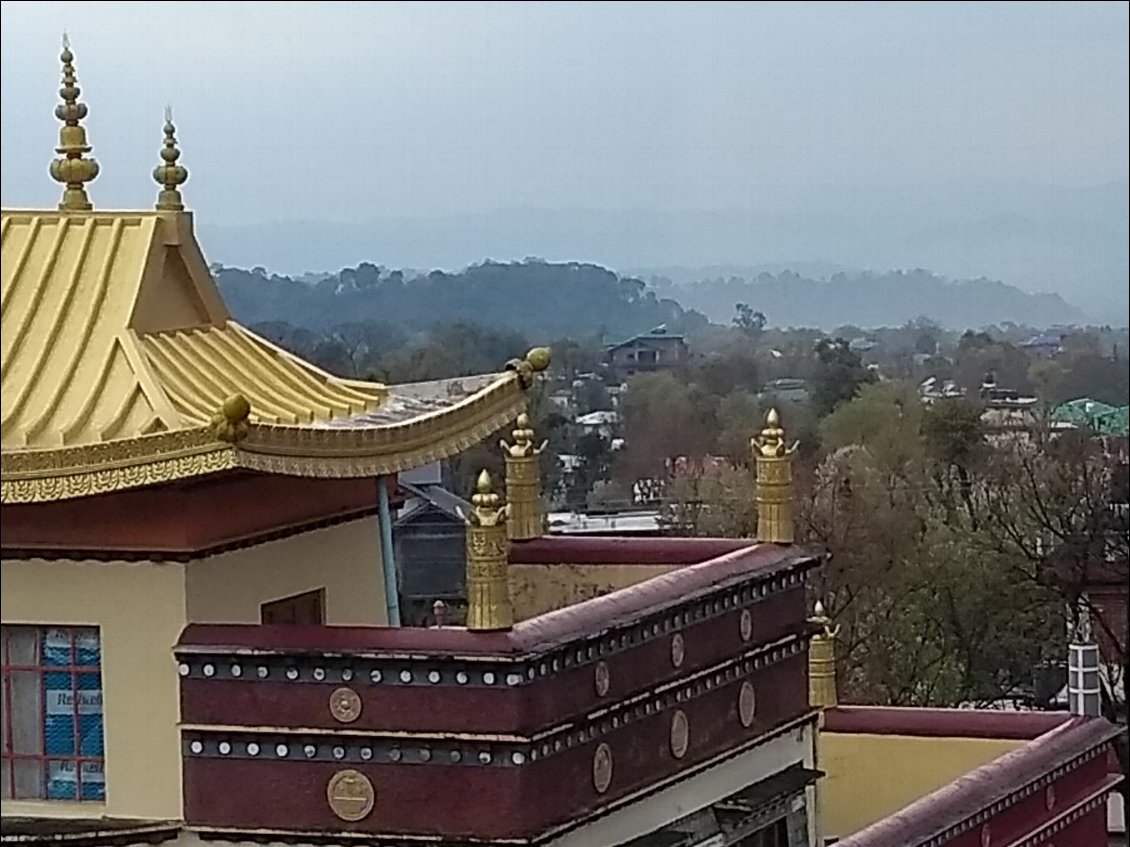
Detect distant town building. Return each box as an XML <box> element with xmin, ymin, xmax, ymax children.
<box><xmin>1021</xmin><ymin>331</ymin><xmax>1066</xmax><ymax>359</ymax></box>
<box><xmin>546</xmin><ymin>510</ymin><xmax>663</xmax><ymax>536</ymax></box>
<box><xmin>576</xmin><ymin>409</ymin><xmax>620</xmax><ymax>439</ymax></box>
<box><xmin>394</xmin><ymin>479</ymin><xmax>472</xmax><ymax>626</ymax></box>
<box><xmin>762</xmin><ymin>377</ymin><xmax>810</xmax><ymax>403</ymax></box>
<box><xmin>605</xmin><ymin>325</ymin><xmax>688</xmax><ymax>375</ymax></box>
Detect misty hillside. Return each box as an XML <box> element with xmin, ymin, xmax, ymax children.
<box><xmin>644</xmin><ymin>268</ymin><xmax>1089</xmax><ymax>329</ymax></box>
<box><xmin>215</xmin><ymin>260</ymin><xmax>696</xmax><ymax>341</ymax></box>
<box><xmin>214</xmin><ymin>260</ymin><xmax>1090</xmax><ymax>337</ymax></box>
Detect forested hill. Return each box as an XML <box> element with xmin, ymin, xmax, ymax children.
<box><xmin>213</xmin><ymin>259</ymin><xmax>1089</xmax><ymax>337</ymax></box>
<box><xmin>214</xmin><ymin>260</ymin><xmax>699</xmax><ymax>341</ymax></box>
<box><xmin>653</xmin><ymin>268</ymin><xmax>1089</xmax><ymax>329</ymax></box>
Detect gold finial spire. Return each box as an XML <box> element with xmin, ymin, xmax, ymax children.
<box><xmin>808</xmin><ymin>599</ymin><xmax>840</xmax><ymax>709</ymax></box>
<box><xmin>752</xmin><ymin>407</ymin><xmax>798</xmax><ymax>543</ymax></box>
<box><xmin>153</xmin><ymin>106</ymin><xmax>189</xmax><ymax>211</ymax></box>
<box><xmin>463</xmin><ymin>470</ymin><xmax>513</xmax><ymax>631</ymax></box>
<box><xmin>500</xmin><ymin>412</ymin><xmax>548</xmax><ymax>541</ymax></box>
<box><xmin>49</xmin><ymin>34</ymin><xmax>100</xmax><ymax>211</ymax></box>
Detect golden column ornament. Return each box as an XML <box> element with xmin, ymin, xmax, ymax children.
<box><xmin>463</xmin><ymin>470</ymin><xmax>514</xmax><ymax>631</ymax></box>
<box><xmin>153</xmin><ymin>106</ymin><xmax>189</xmax><ymax>211</ymax></box>
<box><xmin>500</xmin><ymin>413</ymin><xmax>547</xmax><ymax>540</ymax></box>
<box><xmin>50</xmin><ymin>35</ymin><xmax>100</xmax><ymax>211</ymax></box>
<box><xmin>752</xmin><ymin>408</ymin><xmax>798</xmax><ymax>544</ymax></box>
<box><xmin>808</xmin><ymin>600</ymin><xmax>840</xmax><ymax>710</ymax></box>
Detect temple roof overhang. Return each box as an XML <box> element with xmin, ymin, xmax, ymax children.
<box><xmin>0</xmin><ymin>209</ymin><xmax>545</xmax><ymax>503</ymax></box>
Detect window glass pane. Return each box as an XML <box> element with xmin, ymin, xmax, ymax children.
<box><xmin>44</xmin><ymin>670</ymin><xmax>77</xmax><ymax>756</ymax></box>
<box><xmin>77</xmin><ymin>672</ymin><xmax>104</xmax><ymax>757</ymax></box>
<box><xmin>1</xmin><ymin>627</ymin><xmax>104</xmax><ymax>803</ymax></box>
<box><xmin>47</xmin><ymin>759</ymin><xmax>79</xmax><ymax>801</ymax></box>
<box><xmin>13</xmin><ymin>758</ymin><xmax>43</xmax><ymax>799</ymax></box>
<box><xmin>9</xmin><ymin>671</ymin><xmax>43</xmax><ymax>755</ymax></box>
<box><xmin>5</xmin><ymin>627</ymin><xmax>40</xmax><ymax>666</ymax></box>
<box><xmin>80</xmin><ymin>761</ymin><xmax>105</xmax><ymax>801</ymax></box>
<box><xmin>42</xmin><ymin>629</ymin><xmax>74</xmax><ymax>667</ymax></box>
<box><xmin>75</xmin><ymin>631</ymin><xmax>100</xmax><ymax>667</ymax></box>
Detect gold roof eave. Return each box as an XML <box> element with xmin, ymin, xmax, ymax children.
<box><xmin>0</xmin><ymin>370</ymin><xmax>529</xmax><ymax>504</ymax></box>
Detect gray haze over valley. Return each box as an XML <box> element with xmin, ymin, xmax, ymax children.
<box><xmin>2</xmin><ymin>2</ymin><xmax>1126</xmax><ymax>325</ymax></box>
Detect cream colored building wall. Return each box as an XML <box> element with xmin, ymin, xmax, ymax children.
<box><xmin>0</xmin><ymin>557</ymin><xmax>187</xmax><ymax>821</ymax></box>
<box><xmin>509</xmin><ymin>563</ymin><xmax>678</xmax><ymax>621</ymax></box>
<box><xmin>185</xmin><ymin>518</ymin><xmax>388</xmax><ymax>626</ymax></box>
<box><xmin>819</xmin><ymin>732</ymin><xmax>1023</xmax><ymax>840</ymax></box>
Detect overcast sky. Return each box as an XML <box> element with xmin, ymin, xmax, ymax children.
<box><xmin>2</xmin><ymin>1</ymin><xmax>1126</xmax><ymax>221</ymax></box>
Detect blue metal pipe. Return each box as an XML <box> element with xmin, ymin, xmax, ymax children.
<box><xmin>377</xmin><ymin>475</ymin><xmax>401</xmax><ymax>627</ymax></box>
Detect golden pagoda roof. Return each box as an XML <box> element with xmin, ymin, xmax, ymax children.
<box><xmin>1</xmin><ymin>44</ymin><xmax>546</xmax><ymax>504</ymax></box>
<box><xmin>0</xmin><ymin>209</ymin><xmax>541</xmax><ymax>504</ymax></box>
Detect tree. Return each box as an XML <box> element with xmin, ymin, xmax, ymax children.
<box><xmin>811</xmin><ymin>338</ymin><xmax>878</xmax><ymax>416</ymax></box>
<box><xmin>616</xmin><ymin>372</ymin><xmax>717</xmax><ymax>483</ymax></box>
<box><xmin>732</xmin><ymin>303</ymin><xmax>767</xmax><ymax>339</ymax></box>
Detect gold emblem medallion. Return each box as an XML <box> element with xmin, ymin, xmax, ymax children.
<box><xmin>671</xmin><ymin>633</ymin><xmax>686</xmax><ymax>669</ymax></box>
<box><xmin>738</xmin><ymin>681</ymin><xmax>757</xmax><ymax>728</ymax></box>
<box><xmin>669</xmin><ymin>709</ymin><xmax>689</xmax><ymax>759</ymax></box>
<box><xmin>739</xmin><ymin>608</ymin><xmax>753</xmax><ymax>641</ymax></box>
<box><xmin>594</xmin><ymin>661</ymin><xmax>610</xmax><ymax>697</ymax></box>
<box><xmin>329</xmin><ymin>687</ymin><xmax>362</xmax><ymax>723</ymax></box>
<box><xmin>327</xmin><ymin>769</ymin><xmax>375</xmax><ymax>822</ymax></box>
<box><xmin>1044</xmin><ymin>785</ymin><xmax>1055</xmax><ymax>810</ymax></box>
<box><xmin>592</xmin><ymin>742</ymin><xmax>613</xmax><ymax>794</ymax></box>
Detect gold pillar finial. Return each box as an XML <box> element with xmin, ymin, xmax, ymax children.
<box><xmin>752</xmin><ymin>407</ymin><xmax>797</xmax><ymax>543</ymax></box>
<box><xmin>50</xmin><ymin>35</ymin><xmax>100</xmax><ymax>211</ymax></box>
<box><xmin>500</xmin><ymin>412</ymin><xmax>548</xmax><ymax>540</ymax></box>
<box><xmin>153</xmin><ymin>106</ymin><xmax>189</xmax><ymax>211</ymax></box>
<box><xmin>808</xmin><ymin>599</ymin><xmax>840</xmax><ymax>709</ymax></box>
<box><xmin>463</xmin><ymin>470</ymin><xmax>513</xmax><ymax>631</ymax></box>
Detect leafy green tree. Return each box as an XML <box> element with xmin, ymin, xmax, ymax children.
<box><xmin>811</xmin><ymin>338</ymin><xmax>877</xmax><ymax>415</ymax></box>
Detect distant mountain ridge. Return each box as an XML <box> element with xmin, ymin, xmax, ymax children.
<box><xmin>632</xmin><ymin>266</ymin><xmax>1090</xmax><ymax>329</ymax></box>
<box><xmin>214</xmin><ymin>259</ymin><xmax>1092</xmax><ymax>336</ymax></box>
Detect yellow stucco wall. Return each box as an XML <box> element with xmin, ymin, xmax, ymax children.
<box><xmin>185</xmin><ymin>518</ymin><xmax>388</xmax><ymax>626</ymax></box>
<box><xmin>0</xmin><ymin>557</ymin><xmax>187</xmax><ymax>820</ymax></box>
<box><xmin>509</xmin><ymin>563</ymin><xmax>678</xmax><ymax>621</ymax></box>
<box><xmin>819</xmin><ymin>731</ymin><xmax>1023</xmax><ymax>839</ymax></box>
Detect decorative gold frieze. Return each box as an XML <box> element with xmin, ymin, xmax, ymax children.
<box><xmin>500</xmin><ymin>412</ymin><xmax>547</xmax><ymax>540</ymax></box>
<box><xmin>752</xmin><ymin>408</ymin><xmax>798</xmax><ymax>544</ymax></box>
<box><xmin>327</xmin><ymin>769</ymin><xmax>375</xmax><ymax>822</ymax></box>
<box><xmin>463</xmin><ymin>470</ymin><xmax>513</xmax><ymax>631</ymax></box>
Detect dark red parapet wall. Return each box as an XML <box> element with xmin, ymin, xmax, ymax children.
<box><xmin>835</xmin><ymin>717</ymin><xmax>1125</xmax><ymax>847</ymax></box>
<box><xmin>178</xmin><ymin>543</ymin><xmax>822</xmax><ymax>841</ymax></box>
<box><xmin>823</xmin><ymin>706</ymin><xmax>1073</xmax><ymax>740</ymax></box>
<box><xmin>0</xmin><ymin>471</ymin><xmax>383</xmax><ymax>559</ymax></box>
<box><xmin>509</xmin><ymin>535</ymin><xmax>756</xmax><ymax>565</ymax></box>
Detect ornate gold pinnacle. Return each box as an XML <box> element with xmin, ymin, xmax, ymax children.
<box><xmin>211</xmin><ymin>394</ymin><xmax>251</xmax><ymax>443</ymax></box>
<box><xmin>506</xmin><ymin>347</ymin><xmax>552</xmax><ymax>389</ymax></box>
<box><xmin>463</xmin><ymin>470</ymin><xmax>513</xmax><ymax>631</ymax></box>
<box><xmin>154</xmin><ymin>106</ymin><xmax>189</xmax><ymax>211</ymax></box>
<box><xmin>49</xmin><ymin>35</ymin><xmax>100</xmax><ymax>211</ymax></box>
<box><xmin>500</xmin><ymin>412</ymin><xmax>547</xmax><ymax>540</ymax></box>
<box><xmin>752</xmin><ymin>407</ymin><xmax>798</xmax><ymax>543</ymax></box>
<box><xmin>808</xmin><ymin>600</ymin><xmax>840</xmax><ymax>709</ymax></box>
